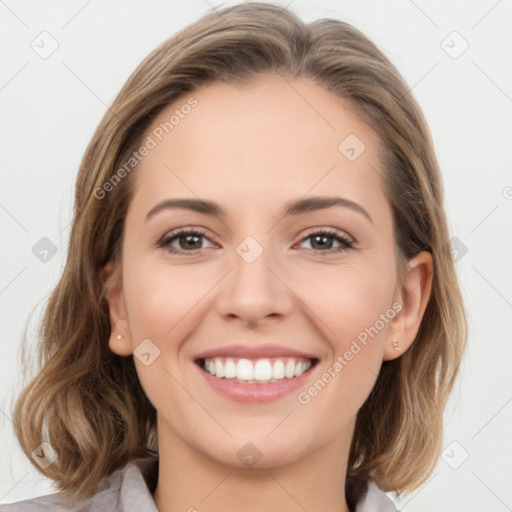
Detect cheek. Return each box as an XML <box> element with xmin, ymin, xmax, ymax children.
<box><xmin>293</xmin><ymin>257</ymin><xmax>396</xmax><ymax>407</ymax></box>
<box><xmin>122</xmin><ymin>257</ymin><xmax>204</xmax><ymax>339</ymax></box>
<box><xmin>121</xmin><ymin>261</ymin><xmax>207</xmax><ymax>409</ymax></box>
<box><xmin>294</xmin><ymin>256</ymin><xmax>396</xmax><ymax>342</ymax></box>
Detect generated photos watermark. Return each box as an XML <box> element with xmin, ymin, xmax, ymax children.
<box><xmin>297</xmin><ymin>301</ymin><xmax>403</xmax><ymax>405</ymax></box>
<box><xmin>93</xmin><ymin>97</ymin><xmax>197</xmax><ymax>200</ymax></box>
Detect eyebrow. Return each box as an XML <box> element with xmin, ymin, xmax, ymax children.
<box><xmin>145</xmin><ymin>196</ymin><xmax>373</xmax><ymax>224</ymax></box>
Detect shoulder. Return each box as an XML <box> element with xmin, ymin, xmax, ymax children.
<box><xmin>0</xmin><ymin>491</ymin><xmax>88</xmax><ymax>512</ymax></box>
<box><xmin>0</xmin><ymin>454</ymin><xmax>159</xmax><ymax>512</ymax></box>
<box><xmin>355</xmin><ymin>481</ymin><xmax>398</xmax><ymax>512</ymax></box>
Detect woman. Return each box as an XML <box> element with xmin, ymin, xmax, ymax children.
<box><xmin>3</xmin><ymin>2</ymin><xmax>467</xmax><ymax>511</ymax></box>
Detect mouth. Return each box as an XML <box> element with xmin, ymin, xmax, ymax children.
<box><xmin>195</xmin><ymin>356</ymin><xmax>319</xmax><ymax>384</ymax></box>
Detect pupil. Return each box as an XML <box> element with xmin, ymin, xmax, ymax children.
<box><xmin>312</xmin><ymin>235</ymin><xmax>332</xmax><ymax>250</ymax></box>
<box><xmin>181</xmin><ymin>234</ymin><xmax>201</xmax><ymax>249</ymax></box>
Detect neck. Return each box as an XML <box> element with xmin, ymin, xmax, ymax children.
<box><xmin>152</xmin><ymin>419</ymin><xmax>353</xmax><ymax>512</ymax></box>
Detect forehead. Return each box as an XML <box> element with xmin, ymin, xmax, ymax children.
<box><xmin>131</xmin><ymin>74</ymin><xmax>387</xmax><ymax>219</ymax></box>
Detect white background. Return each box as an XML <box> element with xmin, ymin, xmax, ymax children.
<box><xmin>1</xmin><ymin>1</ymin><xmax>511</xmax><ymax>510</ymax></box>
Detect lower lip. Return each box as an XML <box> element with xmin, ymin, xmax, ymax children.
<box><xmin>195</xmin><ymin>361</ymin><xmax>317</xmax><ymax>403</ymax></box>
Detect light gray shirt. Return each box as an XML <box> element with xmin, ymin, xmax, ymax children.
<box><xmin>1</xmin><ymin>455</ymin><xmax>398</xmax><ymax>511</ymax></box>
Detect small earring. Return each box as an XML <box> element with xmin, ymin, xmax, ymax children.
<box><xmin>392</xmin><ymin>339</ymin><xmax>400</xmax><ymax>351</ymax></box>
<box><xmin>116</xmin><ymin>334</ymin><xmax>122</xmax><ymax>340</ymax></box>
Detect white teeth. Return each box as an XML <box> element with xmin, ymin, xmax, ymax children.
<box><xmin>215</xmin><ymin>358</ymin><xmax>224</xmax><ymax>378</ymax></box>
<box><xmin>254</xmin><ymin>359</ymin><xmax>272</xmax><ymax>381</ymax></box>
<box><xmin>201</xmin><ymin>356</ymin><xmax>313</xmax><ymax>383</ymax></box>
<box><xmin>224</xmin><ymin>358</ymin><xmax>237</xmax><ymax>378</ymax></box>
<box><xmin>272</xmin><ymin>359</ymin><xmax>285</xmax><ymax>379</ymax></box>
<box><xmin>285</xmin><ymin>359</ymin><xmax>295</xmax><ymax>378</ymax></box>
<box><xmin>236</xmin><ymin>359</ymin><xmax>254</xmax><ymax>380</ymax></box>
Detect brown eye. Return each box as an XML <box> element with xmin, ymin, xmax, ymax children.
<box><xmin>298</xmin><ymin>229</ymin><xmax>354</xmax><ymax>254</ymax></box>
<box><xmin>158</xmin><ymin>228</ymin><xmax>214</xmax><ymax>255</ymax></box>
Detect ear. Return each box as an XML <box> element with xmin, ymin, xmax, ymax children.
<box><xmin>383</xmin><ymin>251</ymin><xmax>433</xmax><ymax>361</ymax></box>
<box><xmin>101</xmin><ymin>262</ymin><xmax>133</xmax><ymax>356</ymax></box>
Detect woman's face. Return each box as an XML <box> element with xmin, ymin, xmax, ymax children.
<box><xmin>107</xmin><ymin>75</ymin><xmax>420</xmax><ymax>468</ymax></box>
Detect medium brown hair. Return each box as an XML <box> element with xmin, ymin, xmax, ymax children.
<box><xmin>12</xmin><ymin>1</ymin><xmax>467</xmax><ymax>506</ymax></box>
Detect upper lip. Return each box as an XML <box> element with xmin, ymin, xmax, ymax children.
<box><xmin>194</xmin><ymin>344</ymin><xmax>319</xmax><ymax>361</ymax></box>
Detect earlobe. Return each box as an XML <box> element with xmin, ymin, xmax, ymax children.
<box><xmin>109</xmin><ymin>332</ymin><xmax>132</xmax><ymax>356</ymax></box>
<box><xmin>383</xmin><ymin>251</ymin><xmax>433</xmax><ymax>361</ymax></box>
<box><xmin>101</xmin><ymin>262</ymin><xmax>133</xmax><ymax>356</ymax></box>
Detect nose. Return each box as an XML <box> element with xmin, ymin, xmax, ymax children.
<box><xmin>215</xmin><ymin>242</ymin><xmax>294</xmax><ymax>328</ymax></box>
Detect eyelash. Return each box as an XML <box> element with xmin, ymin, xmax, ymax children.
<box><xmin>157</xmin><ymin>227</ymin><xmax>355</xmax><ymax>256</ymax></box>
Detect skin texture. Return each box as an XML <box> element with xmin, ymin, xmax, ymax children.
<box><xmin>104</xmin><ymin>74</ymin><xmax>433</xmax><ymax>512</ymax></box>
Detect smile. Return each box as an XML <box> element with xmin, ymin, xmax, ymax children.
<box><xmin>198</xmin><ymin>356</ymin><xmax>317</xmax><ymax>384</ymax></box>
